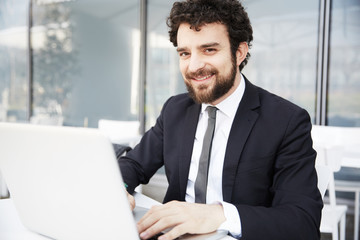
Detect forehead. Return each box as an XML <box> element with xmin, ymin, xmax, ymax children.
<box><xmin>177</xmin><ymin>22</ymin><xmax>230</xmax><ymax>48</ymax></box>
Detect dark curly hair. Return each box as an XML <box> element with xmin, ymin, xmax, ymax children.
<box><xmin>166</xmin><ymin>0</ymin><xmax>253</xmax><ymax>71</ymax></box>
<box><xmin>167</xmin><ymin>0</ymin><xmax>253</xmax><ymax>71</ymax></box>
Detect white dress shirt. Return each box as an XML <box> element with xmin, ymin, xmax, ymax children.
<box><xmin>185</xmin><ymin>75</ymin><xmax>246</xmax><ymax>237</ymax></box>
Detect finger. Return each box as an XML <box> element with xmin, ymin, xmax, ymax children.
<box><xmin>139</xmin><ymin>215</ymin><xmax>180</xmax><ymax>240</ymax></box>
<box><xmin>137</xmin><ymin>205</ymin><xmax>175</xmax><ymax>233</ymax></box>
<box><xmin>157</xmin><ymin>203</ymin><xmax>225</xmax><ymax>239</ymax></box>
<box><xmin>138</xmin><ymin>202</ymin><xmax>186</xmax><ymax>239</ymax></box>
<box><xmin>137</xmin><ymin>205</ymin><xmax>162</xmax><ymax>226</ymax></box>
<box><xmin>138</xmin><ymin>201</ymin><xmax>179</xmax><ymax>226</ymax></box>
<box><xmin>126</xmin><ymin>192</ymin><xmax>136</xmax><ymax>210</ymax></box>
<box><xmin>158</xmin><ymin>223</ymin><xmax>188</xmax><ymax>240</ymax></box>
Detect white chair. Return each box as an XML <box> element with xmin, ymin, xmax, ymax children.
<box><xmin>312</xmin><ymin>125</ymin><xmax>360</xmax><ymax>240</ymax></box>
<box><xmin>98</xmin><ymin>119</ymin><xmax>141</xmax><ymax>147</ymax></box>
<box><xmin>316</xmin><ymin>165</ymin><xmax>332</xmax><ymax>199</ymax></box>
<box><xmin>314</xmin><ymin>144</ymin><xmax>348</xmax><ymax>240</ymax></box>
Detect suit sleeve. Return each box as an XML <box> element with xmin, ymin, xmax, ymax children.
<box><xmin>117</xmin><ymin>97</ymin><xmax>173</xmax><ymax>194</ymax></box>
<box><xmin>236</xmin><ymin>108</ymin><xmax>322</xmax><ymax>240</ymax></box>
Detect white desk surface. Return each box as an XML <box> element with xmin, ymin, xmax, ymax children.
<box><xmin>0</xmin><ymin>199</ymin><xmax>49</xmax><ymax>240</ymax></box>
<box><xmin>0</xmin><ymin>196</ymin><xmax>234</xmax><ymax>240</ymax></box>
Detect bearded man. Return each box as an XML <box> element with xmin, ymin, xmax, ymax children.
<box><xmin>118</xmin><ymin>0</ymin><xmax>322</xmax><ymax>239</ymax></box>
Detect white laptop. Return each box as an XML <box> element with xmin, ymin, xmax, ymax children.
<box><xmin>0</xmin><ymin>122</ymin><xmax>228</xmax><ymax>240</ymax></box>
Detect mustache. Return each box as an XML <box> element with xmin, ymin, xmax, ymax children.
<box><xmin>185</xmin><ymin>68</ymin><xmax>218</xmax><ymax>79</ymax></box>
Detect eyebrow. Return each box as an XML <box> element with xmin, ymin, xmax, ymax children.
<box><xmin>200</xmin><ymin>42</ymin><xmax>220</xmax><ymax>49</ymax></box>
<box><xmin>176</xmin><ymin>42</ymin><xmax>221</xmax><ymax>52</ymax></box>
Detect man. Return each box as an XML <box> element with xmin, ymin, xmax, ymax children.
<box><xmin>119</xmin><ymin>0</ymin><xmax>323</xmax><ymax>239</ymax></box>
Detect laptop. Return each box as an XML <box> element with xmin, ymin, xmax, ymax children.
<box><xmin>0</xmin><ymin>122</ymin><xmax>227</xmax><ymax>240</ymax></box>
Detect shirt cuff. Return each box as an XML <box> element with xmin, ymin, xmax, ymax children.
<box><xmin>216</xmin><ymin>201</ymin><xmax>242</xmax><ymax>238</ymax></box>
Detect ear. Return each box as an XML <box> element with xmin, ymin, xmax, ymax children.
<box><xmin>236</xmin><ymin>42</ymin><xmax>249</xmax><ymax>67</ymax></box>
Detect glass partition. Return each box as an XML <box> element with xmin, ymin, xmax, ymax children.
<box><xmin>0</xmin><ymin>0</ymin><xmax>29</xmax><ymax>198</ymax></box>
<box><xmin>328</xmin><ymin>0</ymin><xmax>360</xmax><ymax>204</ymax></box>
<box><xmin>0</xmin><ymin>0</ymin><xmax>29</xmax><ymax>123</ymax></box>
<box><xmin>327</xmin><ymin>0</ymin><xmax>360</xmax><ymax>127</ymax></box>
<box><xmin>31</xmin><ymin>0</ymin><xmax>141</xmax><ymax>128</ymax></box>
<box><xmin>243</xmin><ymin>0</ymin><xmax>320</xmax><ymax>122</ymax></box>
<box><xmin>146</xmin><ymin>0</ymin><xmax>320</xmax><ymax>129</ymax></box>
<box><xmin>145</xmin><ymin>0</ymin><xmax>184</xmax><ymax>129</ymax></box>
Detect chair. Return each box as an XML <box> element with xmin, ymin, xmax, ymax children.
<box><xmin>314</xmin><ymin>144</ymin><xmax>348</xmax><ymax>240</ymax></box>
<box><xmin>316</xmin><ymin>165</ymin><xmax>332</xmax><ymax>199</ymax></box>
<box><xmin>98</xmin><ymin>119</ymin><xmax>141</xmax><ymax>147</ymax></box>
<box><xmin>113</xmin><ymin>144</ymin><xmax>132</xmax><ymax>159</ymax></box>
<box><xmin>312</xmin><ymin>125</ymin><xmax>360</xmax><ymax>240</ymax></box>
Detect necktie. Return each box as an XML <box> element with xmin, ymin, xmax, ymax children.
<box><xmin>194</xmin><ymin>106</ymin><xmax>217</xmax><ymax>203</ymax></box>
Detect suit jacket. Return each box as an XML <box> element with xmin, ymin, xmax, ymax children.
<box><xmin>119</xmin><ymin>78</ymin><xmax>322</xmax><ymax>240</ymax></box>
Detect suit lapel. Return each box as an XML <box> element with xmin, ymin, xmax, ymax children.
<box><xmin>222</xmin><ymin>79</ymin><xmax>260</xmax><ymax>202</ymax></box>
<box><xmin>179</xmin><ymin>102</ymin><xmax>201</xmax><ymax>200</ymax></box>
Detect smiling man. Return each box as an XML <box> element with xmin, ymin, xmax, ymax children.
<box><xmin>118</xmin><ymin>0</ymin><xmax>322</xmax><ymax>239</ymax></box>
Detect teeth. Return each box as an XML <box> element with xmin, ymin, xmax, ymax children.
<box><xmin>195</xmin><ymin>75</ymin><xmax>212</xmax><ymax>81</ymax></box>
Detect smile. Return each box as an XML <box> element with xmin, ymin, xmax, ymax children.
<box><xmin>192</xmin><ymin>74</ymin><xmax>214</xmax><ymax>82</ymax></box>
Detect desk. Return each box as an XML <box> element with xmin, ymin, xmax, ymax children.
<box><xmin>0</xmin><ymin>199</ymin><xmax>49</xmax><ymax>240</ymax></box>
<box><xmin>0</xmin><ymin>197</ymin><xmax>234</xmax><ymax>240</ymax></box>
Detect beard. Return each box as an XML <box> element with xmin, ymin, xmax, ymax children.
<box><xmin>184</xmin><ymin>58</ymin><xmax>237</xmax><ymax>104</ymax></box>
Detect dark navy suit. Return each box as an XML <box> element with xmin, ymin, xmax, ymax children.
<box><xmin>119</xmin><ymin>77</ymin><xmax>322</xmax><ymax>240</ymax></box>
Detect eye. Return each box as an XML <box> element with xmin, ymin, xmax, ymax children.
<box><xmin>179</xmin><ymin>52</ymin><xmax>190</xmax><ymax>58</ymax></box>
<box><xmin>204</xmin><ymin>48</ymin><xmax>217</xmax><ymax>54</ymax></box>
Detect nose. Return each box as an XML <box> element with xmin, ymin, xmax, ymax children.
<box><xmin>188</xmin><ymin>53</ymin><xmax>205</xmax><ymax>73</ymax></box>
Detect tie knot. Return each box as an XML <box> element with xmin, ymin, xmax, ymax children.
<box><xmin>206</xmin><ymin>106</ymin><xmax>217</xmax><ymax>119</ymax></box>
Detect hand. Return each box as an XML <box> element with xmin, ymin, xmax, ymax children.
<box><xmin>137</xmin><ymin>201</ymin><xmax>226</xmax><ymax>240</ymax></box>
<box><xmin>126</xmin><ymin>191</ymin><xmax>136</xmax><ymax>210</ymax></box>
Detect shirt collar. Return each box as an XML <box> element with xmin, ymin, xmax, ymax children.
<box><xmin>201</xmin><ymin>74</ymin><xmax>246</xmax><ymax>118</ymax></box>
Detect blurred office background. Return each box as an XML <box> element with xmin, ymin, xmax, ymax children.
<box><xmin>0</xmin><ymin>0</ymin><xmax>359</xmax><ymax>237</ymax></box>
<box><xmin>1</xmin><ymin>0</ymin><xmax>359</xmax><ymax>132</ymax></box>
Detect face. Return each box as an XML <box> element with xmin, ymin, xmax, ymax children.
<box><xmin>176</xmin><ymin>23</ymin><xmax>243</xmax><ymax>105</ymax></box>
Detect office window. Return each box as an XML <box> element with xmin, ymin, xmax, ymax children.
<box><xmin>327</xmin><ymin>0</ymin><xmax>360</xmax><ymax>127</ymax></box>
<box><xmin>243</xmin><ymin>0</ymin><xmax>320</xmax><ymax>121</ymax></box>
<box><xmin>145</xmin><ymin>0</ymin><xmax>185</xmax><ymax>129</ymax></box>
<box><xmin>31</xmin><ymin>0</ymin><xmax>141</xmax><ymax>127</ymax></box>
<box><xmin>0</xmin><ymin>0</ymin><xmax>29</xmax><ymax>122</ymax></box>
<box><xmin>146</xmin><ymin>0</ymin><xmax>320</xmax><ymax>128</ymax></box>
